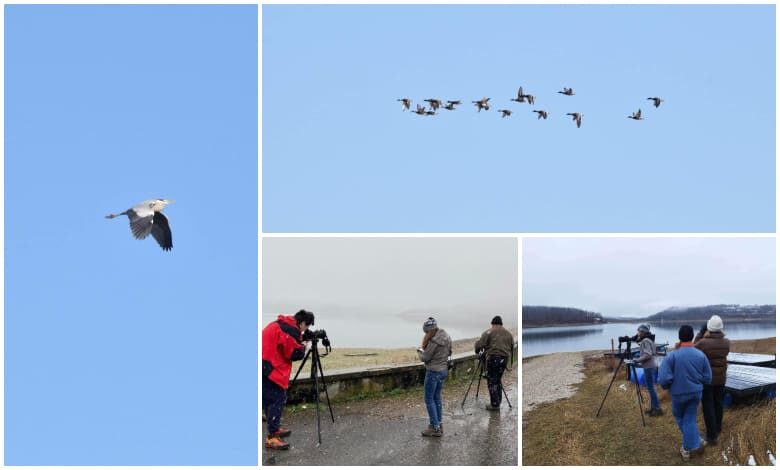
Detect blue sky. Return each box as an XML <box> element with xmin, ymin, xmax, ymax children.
<box><xmin>6</xmin><ymin>5</ymin><xmax>257</xmax><ymax>464</ymax></box>
<box><xmin>263</xmin><ymin>5</ymin><xmax>775</xmax><ymax>232</ymax></box>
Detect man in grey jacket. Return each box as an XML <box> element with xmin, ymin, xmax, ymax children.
<box><xmin>417</xmin><ymin>317</ymin><xmax>452</xmax><ymax>437</ymax></box>
<box><xmin>633</xmin><ymin>324</ymin><xmax>662</xmax><ymax>416</ymax></box>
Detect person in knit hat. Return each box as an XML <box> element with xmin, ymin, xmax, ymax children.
<box><xmin>417</xmin><ymin>316</ymin><xmax>452</xmax><ymax>437</ymax></box>
<box><xmin>474</xmin><ymin>315</ymin><xmax>515</xmax><ymax>411</ymax></box>
<box><xmin>694</xmin><ymin>315</ymin><xmax>730</xmax><ymax>445</ymax></box>
<box><xmin>633</xmin><ymin>323</ymin><xmax>662</xmax><ymax>416</ymax></box>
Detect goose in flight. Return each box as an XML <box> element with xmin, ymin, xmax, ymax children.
<box><xmin>498</xmin><ymin>109</ymin><xmax>512</xmax><ymax>118</ymax></box>
<box><xmin>443</xmin><ymin>100</ymin><xmax>462</xmax><ymax>110</ymax></box>
<box><xmin>647</xmin><ymin>97</ymin><xmax>663</xmax><ymax>108</ymax></box>
<box><xmin>106</xmin><ymin>199</ymin><xmax>174</xmax><ymax>251</ymax></box>
<box><xmin>532</xmin><ymin>110</ymin><xmax>548</xmax><ymax>120</ymax></box>
<box><xmin>566</xmin><ymin>112</ymin><xmax>583</xmax><ymax>128</ymax></box>
<box><xmin>628</xmin><ymin>109</ymin><xmax>643</xmax><ymax>120</ymax></box>
<box><xmin>424</xmin><ymin>99</ymin><xmax>442</xmax><ymax>111</ymax></box>
<box><xmin>558</xmin><ymin>87</ymin><xmax>575</xmax><ymax>96</ymax></box>
<box><xmin>412</xmin><ymin>104</ymin><xmax>427</xmax><ymax>115</ymax></box>
<box><xmin>397</xmin><ymin>98</ymin><xmax>411</xmax><ymax>111</ymax></box>
<box><xmin>472</xmin><ymin>98</ymin><xmax>490</xmax><ymax>112</ymax></box>
<box><xmin>511</xmin><ymin>87</ymin><xmax>526</xmax><ymax>104</ymax></box>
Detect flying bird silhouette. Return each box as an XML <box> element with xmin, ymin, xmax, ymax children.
<box><xmin>533</xmin><ymin>110</ymin><xmax>548</xmax><ymax>120</ymax></box>
<box><xmin>566</xmin><ymin>112</ymin><xmax>583</xmax><ymax>128</ymax></box>
<box><xmin>647</xmin><ymin>97</ymin><xmax>663</xmax><ymax>108</ymax></box>
<box><xmin>472</xmin><ymin>98</ymin><xmax>491</xmax><ymax>112</ymax></box>
<box><xmin>628</xmin><ymin>109</ymin><xmax>643</xmax><ymax>120</ymax></box>
<box><xmin>106</xmin><ymin>198</ymin><xmax>174</xmax><ymax>251</ymax></box>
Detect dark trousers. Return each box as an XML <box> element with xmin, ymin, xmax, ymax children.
<box><xmin>701</xmin><ymin>384</ymin><xmax>725</xmax><ymax>440</ymax></box>
<box><xmin>262</xmin><ymin>375</ymin><xmax>287</xmax><ymax>436</ymax></box>
<box><xmin>486</xmin><ymin>355</ymin><xmax>508</xmax><ymax>407</ymax></box>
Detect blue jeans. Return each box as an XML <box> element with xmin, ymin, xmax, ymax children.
<box><xmin>424</xmin><ymin>369</ymin><xmax>448</xmax><ymax>428</ymax></box>
<box><xmin>671</xmin><ymin>391</ymin><xmax>703</xmax><ymax>451</ymax></box>
<box><xmin>642</xmin><ymin>367</ymin><xmax>660</xmax><ymax>410</ymax></box>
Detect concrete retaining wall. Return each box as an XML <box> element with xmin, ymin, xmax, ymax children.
<box><xmin>287</xmin><ymin>344</ymin><xmax>518</xmax><ymax>404</ymax></box>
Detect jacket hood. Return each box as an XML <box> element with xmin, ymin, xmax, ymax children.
<box><xmin>277</xmin><ymin>314</ymin><xmax>298</xmax><ymax>327</ymax></box>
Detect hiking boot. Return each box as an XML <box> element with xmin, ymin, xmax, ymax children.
<box><xmin>265</xmin><ymin>436</ymin><xmax>290</xmax><ymax>450</ymax></box>
<box><xmin>270</xmin><ymin>427</ymin><xmax>291</xmax><ymax>438</ymax></box>
<box><xmin>421</xmin><ymin>425</ymin><xmax>441</xmax><ymax>437</ymax></box>
<box><xmin>704</xmin><ymin>436</ymin><xmax>719</xmax><ymax>446</ymax></box>
<box><xmin>485</xmin><ymin>404</ymin><xmax>500</xmax><ymax>411</ymax></box>
<box><xmin>680</xmin><ymin>446</ymin><xmax>690</xmax><ymax>461</ymax></box>
<box><xmin>648</xmin><ymin>408</ymin><xmax>663</xmax><ymax>417</ymax></box>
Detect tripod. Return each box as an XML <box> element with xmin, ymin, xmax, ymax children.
<box><xmin>595</xmin><ymin>346</ymin><xmax>646</xmax><ymax>427</ymax></box>
<box><xmin>461</xmin><ymin>353</ymin><xmax>513</xmax><ymax>409</ymax></box>
<box><xmin>289</xmin><ymin>337</ymin><xmax>335</xmax><ymax>445</ymax></box>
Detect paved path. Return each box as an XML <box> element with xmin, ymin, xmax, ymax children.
<box><xmin>263</xmin><ymin>365</ymin><xmax>518</xmax><ymax>465</ymax></box>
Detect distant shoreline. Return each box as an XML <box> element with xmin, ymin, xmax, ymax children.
<box><xmin>523</xmin><ymin>317</ymin><xmax>775</xmax><ymax>329</ymax></box>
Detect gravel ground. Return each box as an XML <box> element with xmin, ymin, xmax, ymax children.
<box><xmin>522</xmin><ymin>351</ymin><xmax>589</xmax><ymax>412</ymax></box>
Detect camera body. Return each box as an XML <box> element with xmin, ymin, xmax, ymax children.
<box><xmin>302</xmin><ymin>328</ymin><xmax>328</xmax><ymax>341</ymax></box>
<box><xmin>302</xmin><ymin>328</ymin><xmax>331</xmax><ymax>352</ymax></box>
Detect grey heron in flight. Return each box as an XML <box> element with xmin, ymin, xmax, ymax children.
<box><xmin>106</xmin><ymin>198</ymin><xmax>174</xmax><ymax>251</ymax></box>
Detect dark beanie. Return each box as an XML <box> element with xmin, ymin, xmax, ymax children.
<box><xmin>678</xmin><ymin>325</ymin><xmax>694</xmax><ymax>342</ymax></box>
<box><xmin>491</xmin><ymin>315</ymin><xmax>503</xmax><ymax>325</ymax></box>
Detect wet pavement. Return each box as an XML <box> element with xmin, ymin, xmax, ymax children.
<box><xmin>263</xmin><ymin>365</ymin><xmax>518</xmax><ymax>466</ymax></box>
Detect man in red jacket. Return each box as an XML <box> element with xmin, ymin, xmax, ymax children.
<box><xmin>262</xmin><ymin>310</ymin><xmax>315</xmax><ymax>450</ymax></box>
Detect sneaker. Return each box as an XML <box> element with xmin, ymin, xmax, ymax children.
<box><xmin>265</xmin><ymin>436</ymin><xmax>290</xmax><ymax>450</ymax></box>
<box><xmin>270</xmin><ymin>427</ymin><xmax>291</xmax><ymax>438</ymax></box>
<box><xmin>485</xmin><ymin>404</ymin><xmax>500</xmax><ymax>411</ymax></box>
<box><xmin>680</xmin><ymin>446</ymin><xmax>690</xmax><ymax>461</ymax></box>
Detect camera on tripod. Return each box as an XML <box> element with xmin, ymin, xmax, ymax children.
<box><xmin>302</xmin><ymin>329</ymin><xmax>331</xmax><ymax>352</ymax></box>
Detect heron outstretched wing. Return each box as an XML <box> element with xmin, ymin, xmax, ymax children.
<box><xmin>151</xmin><ymin>212</ymin><xmax>173</xmax><ymax>251</ymax></box>
<box><xmin>126</xmin><ymin>209</ymin><xmax>154</xmax><ymax>240</ymax></box>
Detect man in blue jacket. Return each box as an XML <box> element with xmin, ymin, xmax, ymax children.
<box><xmin>659</xmin><ymin>325</ymin><xmax>712</xmax><ymax>461</ymax></box>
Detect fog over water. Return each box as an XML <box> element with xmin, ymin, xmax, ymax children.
<box><xmin>262</xmin><ymin>238</ymin><xmax>518</xmax><ymax>348</ymax></box>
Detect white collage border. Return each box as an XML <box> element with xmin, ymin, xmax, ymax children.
<box><xmin>0</xmin><ymin>0</ymin><xmax>776</xmax><ymax>469</ymax></box>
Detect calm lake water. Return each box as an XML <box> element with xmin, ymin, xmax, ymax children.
<box><xmin>522</xmin><ymin>321</ymin><xmax>776</xmax><ymax>357</ymax></box>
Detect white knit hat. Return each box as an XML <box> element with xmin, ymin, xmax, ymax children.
<box><xmin>707</xmin><ymin>315</ymin><xmax>724</xmax><ymax>332</ymax></box>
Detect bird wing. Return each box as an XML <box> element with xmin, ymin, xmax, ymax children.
<box><xmin>151</xmin><ymin>212</ymin><xmax>173</xmax><ymax>251</ymax></box>
<box><xmin>517</xmin><ymin>87</ymin><xmax>523</xmax><ymax>99</ymax></box>
<box><xmin>126</xmin><ymin>209</ymin><xmax>154</xmax><ymax>240</ymax></box>
<box><xmin>637</xmin><ymin>109</ymin><xmax>642</xmax><ymax>117</ymax></box>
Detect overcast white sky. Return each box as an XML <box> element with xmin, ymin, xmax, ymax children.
<box><xmin>263</xmin><ymin>238</ymin><xmax>518</xmax><ymax>347</ymax></box>
<box><xmin>523</xmin><ymin>237</ymin><xmax>775</xmax><ymax>317</ymax></box>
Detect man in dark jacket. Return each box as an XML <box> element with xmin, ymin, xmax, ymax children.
<box><xmin>262</xmin><ymin>310</ymin><xmax>315</xmax><ymax>450</ymax></box>
<box><xmin>474</xmin><ymin>315</ymin><xmax>515</xmax><ymax>411</ymax></box>
<box><xmin>694</xmin><ymin>315</ymin><xmax>731</xmax><ymax>445</ymax></box>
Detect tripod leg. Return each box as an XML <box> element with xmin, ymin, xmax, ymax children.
<box><xmin>501</xmin><ymin>381</ymin><xmax>513</xmax><ymax>408</ymax></box>
<box><xmin>289</xmin><ymin>349</ymin><xmax>312</xmax><ymax>389</ymax></box>
<box><xmin>316</xmin><ymin>351</ymin><xmax>335</xmax><ymax>423</ymax></box>
<box><xmin>461</xmin><ymin>359</ymin><xmax>480</xmax><ymax>408</ymax></box>
<box><xmin>475</xmin><ymin>360</ymin><xmax>484</xmax><ymax>400</ymax></box>
<box><xmin>596</xmin><ymin>358</ymin><xmax>624</xmax><ymax>417</ymax></box>
<box><xmin>313</xmin><ymin>352</ymin><xmax>323</xmax><ymax>445</ymax></box>
<box><xmin>630</xmin><ymin>365</ymin><xmax>646</xmax><ymax>427</ymax></box>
